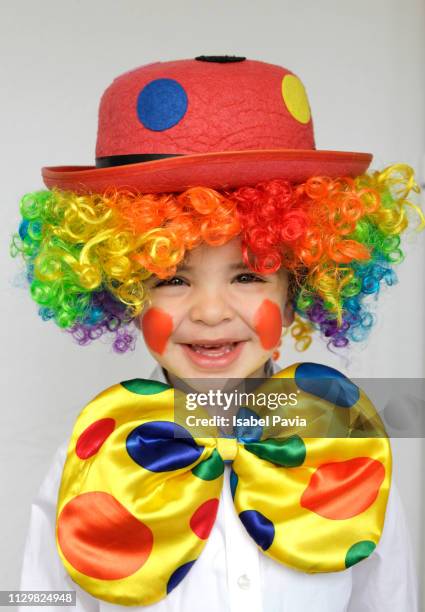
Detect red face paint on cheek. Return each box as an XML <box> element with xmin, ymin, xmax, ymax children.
<box><xmin>253</xmin><ymin>299</ymin><xmax>283</xmax><ymax>349</ymax></box>
<box><xmin>141</xmin><ymin>307</ymin><xmax>173</xmax><ymax>355</ymax></box>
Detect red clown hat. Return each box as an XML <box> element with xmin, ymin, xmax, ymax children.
<box><xmin>42</xmin><ymin>56</ymin><xmax>372</xmax><ymax>194</ymax></box>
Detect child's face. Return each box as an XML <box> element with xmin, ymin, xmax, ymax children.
<box><xmin>138</xmin><ymin>237</ymin><xmax>294</xmax><ymax>380</ymax></box>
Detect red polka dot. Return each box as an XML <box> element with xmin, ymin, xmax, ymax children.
<box><xmin>301</xmin><ymin>457</ymin><xmax>385</xmax><ymax>520</ymax></box>
<box><xmin>190</xmin><ymin>498</ymin><xmax>219</xmax><ymax>539</ymax></box>
<box><xmin>76</xmin><ymin>418</ymin><xmax>116</xmax><ymax>459</ymax></box>
<box><xmin>57</xmin><ymin>492</ymin><xmax>153</xmax><ymax>579</ymax></box>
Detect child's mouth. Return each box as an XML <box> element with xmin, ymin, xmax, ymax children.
<box><xmin>180</xmin><ymin>341</ymin><xmax>246</xmax><ymax>369</ymax></box>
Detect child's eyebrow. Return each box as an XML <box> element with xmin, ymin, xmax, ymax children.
<box><xmin>228</xmin><ymin>263</ymin><xmax>252</xmax><ymax>271</ymax></box>
<box><xmin>176</xmin><ymin>262</ymin><xmax>250</xmax><ymax>272</ymax></box>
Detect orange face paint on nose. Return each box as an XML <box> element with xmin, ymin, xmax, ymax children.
<box><xmin>253</xmin><ymin>299</ymin><xmax>282</xmax><ymax>349</ymax></box>
<box><xmin>141</xmin><ymin>307</ymin><xmax>173</xmax><ymax>355</ymax></box>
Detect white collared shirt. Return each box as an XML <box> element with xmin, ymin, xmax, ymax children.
<box><xmin>19</xmin><ymin>363</ymin><xmax>419</xmax><ymax>612</ymax></box>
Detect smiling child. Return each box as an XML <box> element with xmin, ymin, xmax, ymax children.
<box><xmin>11</xmin><ymin>56</ymin><xmax>422</xmax><ymax>612</ymax></box>
<box><xmin>139</xmin><ymin>237</ymin><xmax>294</xmax><ymax>381</ymax></box>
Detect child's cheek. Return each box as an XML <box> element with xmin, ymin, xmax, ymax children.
<box><xmin>253</xmin><ymin>299</ymin><xmax>282</xmax><ymax>349</ymax></box>
<box><xmin>141</xmin><ymin>307</ymin><xmax>174</xmax><ymax>355</ymax></box>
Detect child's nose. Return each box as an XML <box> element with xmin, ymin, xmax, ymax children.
<box><xmin>188</xmin><ymin>291</ymin><xmax>234</xmax><ymax>325</ymax></box>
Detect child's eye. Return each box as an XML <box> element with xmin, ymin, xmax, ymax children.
<box><xmin>153</xmin><ymin>276</ymin><xmax>187</xmax><ymax>288</ymax></box>
<box><xmin>233</xmin><ymin>273</ymin><xmax>266</xmax><ymax>283</ymax></box>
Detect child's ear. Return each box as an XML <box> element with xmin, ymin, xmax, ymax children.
<box><xmin>283</xmin><ymin>300</ymin><xmax>294</xmax><ymax>327</ymax></box>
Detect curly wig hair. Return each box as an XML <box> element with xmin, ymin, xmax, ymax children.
<box><xmin>10</xmin><ymin>164</ymin><xmax>423</xmax><ymax>354</ymax></box>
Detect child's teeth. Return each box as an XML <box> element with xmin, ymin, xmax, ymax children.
<box><xmin>191</xmin><ymin>343</ymin><xmax>236</xmax><ymax>354</ymax></box>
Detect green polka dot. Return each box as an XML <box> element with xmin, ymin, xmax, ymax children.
<box><xmin>192</xmin><ymin>449</ymin><xmax>224</xmax><ymax>481</ymax></box>
<box><xmin>244</xmin><ymin>435</ymin><xmax>306</xmax><ymax>467</ymax></box>
<box><xmin>345</xmin><ymin>540</ymin><xmax>376</xmax><ymax>568</ymax></box>
<box><xmin>120</xmin><ymin>379</ymin><xmax>171</xmax><ymax>395</ymax></box>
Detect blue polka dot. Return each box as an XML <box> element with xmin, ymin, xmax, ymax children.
<box><xmin>167</xmin><ymin>560</ymin><xmax>195</xmax><ymax>593</ymax></box>
<box><xmin>230</xmin><ymin>468</ymin><xmax>238</xmax><ymax>500</ymax></box>
<box><xmin>295</xmin><ymin>362</ymin><xmax>359</xmax><ymax>408</ymax></box>
<box><xmin>234</xmin><ymin>407</ymin><xmax>263</xmax><ymax>442</ymax></box>
<box><xmin>239</xmin><ymin>510</ymin><xmax>275</xmax><ymax>550</ymax></box>
<box><xmin>126</xmin><ymin>421</ymin><xmax>203</xmax><ymax>471</ymax></box>
<box><xmin>137</xmin><ymin>78</ymin><xmax>188</xmax><ymax>131</ymax></box>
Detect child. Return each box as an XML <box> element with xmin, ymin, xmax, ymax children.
<box><xmin>12</xmin><ymin>56</ymin><xmax>422</xmax><ymax>611</ymax></box>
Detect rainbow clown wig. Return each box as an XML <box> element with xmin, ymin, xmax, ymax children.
<box><xmin>9</xmin><ymin>56</ymin><xmax>425</xmax><ymax>354</ymax></box>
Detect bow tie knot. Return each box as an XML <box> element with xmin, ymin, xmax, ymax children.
<box><xmin>216</xmin><ymin>436</ymin><xmax>238</xmax><ymax>461</ymax></box>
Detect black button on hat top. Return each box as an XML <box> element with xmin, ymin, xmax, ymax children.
<box><xmin>195</xmin><ymin>55</ymin><xmax>246</xmax><ymax>63</ymax></box>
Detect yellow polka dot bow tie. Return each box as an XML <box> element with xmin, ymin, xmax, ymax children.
<box><xmin>56</xmin><ymin>362</ymin><xmax>391</xmax><ymax>607</ymax></box>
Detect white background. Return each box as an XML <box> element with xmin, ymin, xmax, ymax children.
<box><xmin>1</xmin><ymin>0</ymin><xmax>424</xmax><ymax>608</ymax></box>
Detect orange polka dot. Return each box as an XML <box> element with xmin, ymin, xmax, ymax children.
<box><xmin>57</xmin><ymin>492</ymin><xmax>153</xmax><ymax>579</ymax></box>
<box><xmin>300</xmin><ymin>457</ymin><xmax>385</xmax><ymax>519</ymax></box>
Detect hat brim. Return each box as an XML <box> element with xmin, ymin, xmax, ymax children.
<box><xmin>42</xmin><ymin>149</ymin><xmax>373</xmax><ymax>194</ymax></box>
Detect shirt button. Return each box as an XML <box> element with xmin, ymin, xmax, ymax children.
<box><xmin>237</xmin><ymin>574</ymin><xmax>251</xmax><ymax>590</ymax></box>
